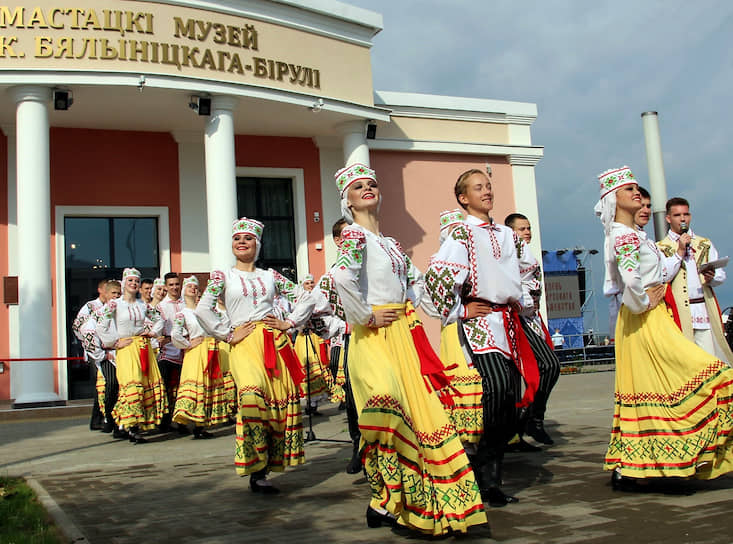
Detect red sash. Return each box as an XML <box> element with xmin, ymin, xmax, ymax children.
<box><xmin>501</xmin><ymin>306</ymin><xmax>539</xmax><ymax>408</ymax></box>
<box><xmin>205</xmin><ymin>341</ymin><xmax>222</xmax><ymax>379</ymax></box>
<box><xmin>262</xmin><ymin>328</ymin><xmax>305</xmax><ymax>387</ymax></box>
<box><xmin>139</xmin><ymin>341</ymin><xmax>149</xmax><ymax>375</ymax></box>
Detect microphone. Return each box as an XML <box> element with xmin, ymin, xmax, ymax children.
<box><xmin>680</xmin><ymin>221</ymin><xmax>690</xmax><ymax>248</ymax></box>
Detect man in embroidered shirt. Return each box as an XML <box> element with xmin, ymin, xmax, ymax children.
<box><xmin>505</xmin><ymin>212</ymin><xmax>560</xmax><ymax>447</ymax></box>
<box><xmin>157</xmin><ymin>272</ymin><xmax>187</xmax><ymax>432</ymax></box>
<box><xmin>657</xmin><ymin>197</ymin><xmax>732</xmax><ymax>363</ymax></box>
<box><xmin>426</xmin><ymin>168</ymin><xmax>539</xmax><ymax>507</ymax></box>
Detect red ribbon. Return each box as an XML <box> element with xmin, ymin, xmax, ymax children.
<box><xmin>406</xmin><ymin>304</ymin><xmax>456</xmax><ymax>408</ymax></box>
<box><xmin>319</xmin><ymin>340</ymin><xmax>329</xmax><ymax>365</ymax></box>
<box><xmin>205</xmin><ymin>343</ymin><xmax>222</xmax><ymax>379</ymax></box>
<box><xmin>279</xmin><ymin>338</ymin><xmax>305</xmax><ymax>387</ymax></box>
<box><xmin>262</xmin><ymin>328</ymin><xmax>304</xmax><ymax>387</ymax></box>
<box><xmin>538</xmin><ymin>312</ymin><xmax>555</xmax><ymax>351</ymax></box>
<box><xmin>262</xmin><ymin>329</ymin><xmax>279</xmax><ymax>378</ymax></box>
<box><xmin>664</xmin><ymin>284</ymin><xmax>682</xmax><ymax>331</ymax></box>
<box><xmin>502</xmin><ymin>307</ymin><xmax>539</xmax><ymax>408</ymax></box>
<box><xmin>139</xmin><ymin>341</ymin><xmax>149</xmax><ymax>375</ymax></box>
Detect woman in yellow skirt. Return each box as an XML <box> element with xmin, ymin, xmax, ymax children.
<box><xmin>96</xmin><ymin>268</ymin><xmax>168</xmax><ymax>443</ymax></box>
<box><xmin>293</xmin><ymin>275</ymin><xmax>335</xmax><ymax>414</ymax></box>
<box><xmin>171</xmin><ymin>276</ymin><xmax>230</xmax><ymax>437</ymax></box>
<box><xmin>595</xmin><ymin>166</ymin><xmax>733</xmax><ymax>487</ymax></box>
<box><xmin>435</xmin><ymin>209</ymin><xmax>484</xmax><ymax>447</ymax></box>
<box><xmin>331</xmin><ymin>164</ymin><xmax>488</xmax><ymax>537</ymax></box>
<box><xmin>196</xmin><ymin>218</ymin><xmax>316</xmax><ymax>493</ymax></box>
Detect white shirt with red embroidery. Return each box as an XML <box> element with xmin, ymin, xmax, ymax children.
<box><xmin>195</xmin><ymin>267</ymin><xmax>315</xmax><ymax>341</ymax></box>
<box><xmin>96</xmin><ymin>299</ymin><xmax>164</xmax><ymax>348</ymax></box>
<box><xmin>158</xmin><ymin>297</ymin><xmax>185</xmax><ymax>363</ymax></box>
<box><xmin>171</xmin><ymin>307</ymin><xmax>207</xmax><ymax>350</ymax></box>
<box><xmin>330</xmin><ymin>223</ymin><xmax>427</xmax><ymax>327</ymax></box>
<box><xmin>425</xmin><ymin>214</ymin><xmax>531</xmax><ymax>357</ymax></box>
<box><xmin>611</xmin><ymin>223</ymin><xmax>665</xmax><ymax>314</ymax></box>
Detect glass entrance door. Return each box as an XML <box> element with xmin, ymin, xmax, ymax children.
<box><xmin>64</xmin><ymin>216</ymin><xmax>159</xmax><ymax>399</ymax></box>
<box><xmin>237</xmin><ymin>177</ymin><xmax>298</xmax><ymax>280</ymax></box>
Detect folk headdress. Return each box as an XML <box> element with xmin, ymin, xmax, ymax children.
<box><xmin>439</xmin><ymin>209</ymin><xmax>464</xmax><ymax>243</ymax></box>
<box><xmin>232</xmin><ymin>217</ymin><xmax>264</xmax><ymax>240</ymax></box>
<box><xmin>594</xmin><ymin>166</ymin><xmax>638</xmax><ymax>297</ymax></box>
<box><xmin>122</xmin><ymin>267</ymin><xmax>141</xmax><ymax>281</ymax></box>
<box><xmin>182</xmin><ymin>275</ymin><xmax>199</xmax><ymax>290</ymax></box>
<box><xmin>334</xmin><ymin>163</ymin><xmax>377</xmax><ymax>224</ymax></box>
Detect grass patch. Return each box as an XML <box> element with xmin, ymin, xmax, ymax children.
<box><xmin>0</xmin><ymin>476</ymin><xmax>62</xmax><ymax>544</ymax></box>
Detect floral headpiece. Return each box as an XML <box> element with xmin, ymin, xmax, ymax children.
<box><xmin>232</xmin><ymin>217</ymin><xmax>264</xmax><ymax>240</ymax></box>
<box><xmin>182</xmin><ymin>275</ymin><xmax>199</xmax><ymax>290</ymax></box>
<box><xmin>122</xmin><ymin>267</ymin><xmax>141</xmax><ymax>281</ymax></box>
<box><xmin>153</xmin><ymin>277</ymin><xmax>165</xmax><ymax>288</ymax></box>
<box><xmin>334</xmin><ymin>163</ymin><xmax>376</xmax><ymax>197</ymax></box>
<box><xmin>598</xmin><ymin>166</ymin><xmax>637</xmax><ymax>199</ymax></box>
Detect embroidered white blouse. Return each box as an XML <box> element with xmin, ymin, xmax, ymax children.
<box><xmin>610</xmin><ymin>222</ymin><xmax>665</xmax><ymax>314</ymax></box>
<box><xmin>96</xmin><ymin>299</ymin><xmax>164</xmax><ymax>348</ymax></box>
<box><xmin>171</xmin><ymin>307</ymin><xmax>208</xmax><ymax>350</ymax></box>
<box><xmin>330</xmin><ymin>223</ymin><xmax>427</xmax><ymax>326</ymax></box>
<box><xmin>196</xmin><ymin>267</ymin><xmax>315</xmax><ymax>341</ymax></box>
<box><xmin>157</xmin><ymin>297</ymin><xmax>185</xmax><ymax>363</ymax></box>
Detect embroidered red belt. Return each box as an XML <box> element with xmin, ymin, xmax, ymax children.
<box><xmin>689</xmin><ymin>297</ymin><xmax>705</xmax><ymax>304</ymax></box>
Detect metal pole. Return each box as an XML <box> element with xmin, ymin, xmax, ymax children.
<box><xmin>641</xmin><ymin>111</ymin><xmax>669</xmax><ymax>241</ymax></box>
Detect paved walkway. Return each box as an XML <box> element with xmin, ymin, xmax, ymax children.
<box><xmin>1</xmin><ymin>372</ymin><xmax>732</xmax><ymax>543</ymax></box>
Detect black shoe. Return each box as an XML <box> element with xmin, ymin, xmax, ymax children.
<box><xmin>610</xmin><ymin>470</ymin><xmax>649</xmax><ymax>492</ymax></box>
<box><xmin>366</xmin><ymin>506</ymin><xmax>396</xmax><ymax>528</ymax></box>
<box><xmin>506</xmin><ymin>437</ymin><xmax>542</xmax><ymax>453</ymax></box>
<box><xmin>129</xmin><ymin>433</ymin><xmax>147</xmax><ymax>444</ymax></box>
<box><xmin>193</xmin><ymin>429</ymin><xmax>214</xmax><ymax>440</ymax></box>
<box><xmin>346</xmin><ymin>450</ymin><xmax>363</xmax><ymax>474</ymax></box>
<box><xmin>112</xmin><ymin>428</ymin><xmax>129</xmax><ymax>439</ymax></box>
<box><xmin>176</xmin><ymin>424</ymin><xmax>191</xmax><ymax>436</ymax></box>
<box><xmin>525</xmin><ymin>419</ymin><xmax>554</xmax><ymax>445</ymax></box>
<box><xmin>249</xmin><ymin>476</ymin><xmax>280</xmax><ymax>494</ymax></box>
<box><xmin>90</xmin><ymin>422</ymin><xmax>104</xmax><ymax>431</ymax></box>
<box><xmin>101</xmin><ymin>421</ymin><xmax>114</xmax><ymax>434</ymax></box>
<box><xmin>450</xmin><ymin>523</ymin><xmax>492</xmax><ymax>540</ymax></box>
<box><xmin>486</xmin><ymin>486</ymin><xmax>519</xmax><ymax>507</ymax></box>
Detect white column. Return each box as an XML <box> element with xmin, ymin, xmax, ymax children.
<box><xmin>641</xmin><ymin>111</ymin><xmax>669</xmax><ymax>242</ymax></box>
<box><xmin>10</xmin><ymin>86</ymin><xmax>59</xmax><ymax>406</ymax></box>
<box><xmin>173</xmin><ymin>131</ymin><xmax>209</xmax><ymax>272</ymax></box>
<box><xmin>203</xmin><ymin>96</ymin><xmax>238</xmax><ymax>271</ymax></box>
<box><xmin>338</xmin><ymin>120</ymin><xmax>370</xmax><ymax>166</ymax></box>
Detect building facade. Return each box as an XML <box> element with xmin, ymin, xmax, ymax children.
<box><xmin>0</xmin><ymin>0</ymin><xmax>544</xmax><ymax>405</ymax></box>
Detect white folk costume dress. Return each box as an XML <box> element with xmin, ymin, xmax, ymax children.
<box><xmin>332</xmin><ymin>222</ymin><xmax>486</xmax><ymax>535</ymax></box>
<box><xmin>657</xmin><ymin>230</ymin><xmax>733</xmax><ymax>364</ymax></box>
<box><xmin>171</xmin><ymin>307</ymin><xmax>230</xmax><ymax>428</ymax></box>
<box><xmin>96</xmin><ymin>299</ymin><xmax>168</xmax><ymax>430</ymax></box>
<box><xmin>603</xmin><ymin>222</ymin><xmax>733</xmax><ymax>478</ymax></box>
<box><xmin>196</xmin><ymin>267</ymin><xmax>315</xmax><ymax>476</ymax></box>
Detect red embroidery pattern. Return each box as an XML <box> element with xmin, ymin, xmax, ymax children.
<box><xmin>239</xmin><ymin>276</ymin><xmax>268</xmax><ymax>306</ymax></box>
<box><xmin>363</xmin><ymin>394</ymin><xmax>457</xmax><ymax>446</ymax></box>
<box><xmin>615</xmin><ymin>362</ymin><xmax>727</xmax><ymax>405</ymax></box>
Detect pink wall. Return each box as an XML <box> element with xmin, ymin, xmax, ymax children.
<box><xmin>370</xmin><ymin>151</ymin><xmax>517</xmax><ymax>346</ymax></box>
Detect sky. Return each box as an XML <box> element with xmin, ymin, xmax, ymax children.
<box><xmin>347</xmin><ymin>0</ymin><xmax>733</xmax><ymax>332</ymax></box>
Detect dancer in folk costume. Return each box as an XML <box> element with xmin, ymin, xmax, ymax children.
<box><xmin>171</xmin><ymin>276</ymin><xmax>230</xmax><ymax>438</ymax></box>
<box><xmin>318</xmin><ymin>218</ymin><xmax>360</xmax><ymax>474</ymax></box>
<box><xmin>157</xmin><ymin>273</ymin><xmax>187</xmax><ymax>433</ymax></box>
<box><xmin>292</xmin><ymin>274</ymin><xmax>334</xmax><ymax>415</ymax></box>
<box><xmin>425</xmin><ymin>169</ymin><xmax>539</xmax><ymax>507</ymax></box>
<box><xmin>331</xmin><ymin>164</ymin><xmax>488</xmax><ymax>536</ymax></box>
<box><xmin>96</xmin><ymin>268</ymin><xmax>168</xmax><ymax>443</ymax></box>
<box><xmin>196</xmin><ymin>218</ymin><xmax>316</xmax><ymax>493</ymax></box>
<box><xmin>432</xmin><ymin>209</ymin><xmax>484</xmax><ymax>447</ymax></box>
<box><xmin>593</xmin><ymin>166</ymin><xmax>733</xmax><ymax>488</ymax></box>
<box><xmin>77</xmin><ymin>280</ymin><xmax>121</xmax><ymax>434</ymax></box>
<box><xmin>505</xmin><ymin>212</ymin><xmax>560</xmax><ymax>447</ymax></box>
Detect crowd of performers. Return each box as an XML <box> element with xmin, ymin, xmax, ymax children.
<box><xmin>71</xmin><ymin>163</ymin><xmax>733</xmax><ymax>537</ymax></box>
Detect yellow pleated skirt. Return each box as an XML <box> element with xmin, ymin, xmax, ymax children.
<box><xmin>229</xmin><ymin>322</ymin><xmax>304</xmax><ymax>475</ymax></box>
<box><xmin>95</xmin><ymin>367</ymin><xmax>106</xmax><ymax>412</ymax></box>
<box><xmin>349</xmin><ymin>304</ymin><xmax>486</xmax><ymax>536</ymax></box>
<box><xmin>218</xmin><ymin>342</ymin><xmax>237</xmax><ymax>416</ymax></box>
<box><xmin>604</xmin><ymin>303</ymin><xmax>733</xmax><ymax>478</ymax></box>
<box><xmin>329</xmin><ymin>342</ymin><xmax>347</xmax><ymax>403</ymax></box>
<box><xmin>112</xmin><ymin>336</ymin><xmax>168</xmax><ymax>430</ymax></box>
<box><xmin>294</xmin><ymin>332</ymin><xmax>333</xmax><ymax>399</ymax></box>
<box><xmin>172</xmin><ymin>338</ymin><xmax>230</xmax><ymax>427</ymax></box>
<box><xmin>440</xmin><ymin>323</ymin><xmax>483</xmax><ymax>444</ymax></box>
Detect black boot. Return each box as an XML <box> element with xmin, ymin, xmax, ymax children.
<box><xmin>249</xmin><ymin>469</ymin><xmax>280</xmax><ymax>494</ymax></box>
<box><xmin>525</xmin><ymin>417</ymin><xmax>554</xmax><ymax>445</ymax></box>
<box><xmin>346</xmin><ymin>441</ymin><xmax>363</xmax><ymax>474</ymax></box>
<box><xmin>481</xmin><ymin>458</ymin><xmax>518</xmax><ymax>507</ymax></box>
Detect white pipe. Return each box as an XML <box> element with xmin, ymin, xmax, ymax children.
<box><xmin>641</xmin><ymin>111</ymin><xmax>668</xmax><ymax>241</ymax></box>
